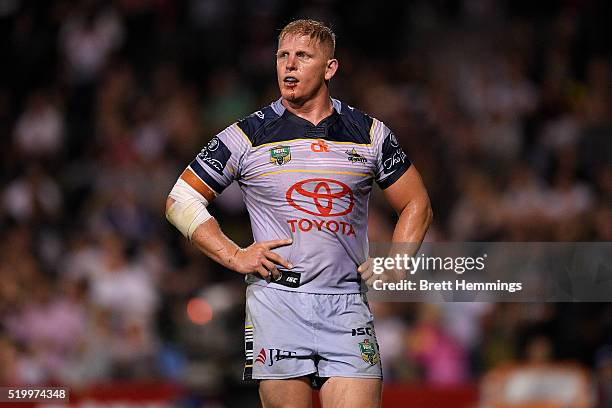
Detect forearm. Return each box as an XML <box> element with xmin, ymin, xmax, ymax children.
<box><xmin>386</xmin><ymin>199</ymin><xmax>433</xmax><ymax>281</ymax></box>
<box><xmin>166</xmin><ymin>193</ymin><xmax>292</xmax><ymax>279</ymax></box>
<box><xmin>391</xmin><ymin>198</ymin><xmax>433</xmax><ymax>246</ymax></box>
<box><xmin>165</xmin><ymin>194</ymin><xmax>243</xmax><ymax>273</ymax></box>
<box><xmin>382</xmin><ymin>166</ymin><xmax>433</xmax><ymax>250</ymax></box>
<box><xmin>190</xmin><ymin>217</ymin><xmax>243</xmax><ymax>273</ymax></box>
<box><xmin>358</xmin><ymin>199</ymin><xmax>433</xmax><ymax>286</ymax></box>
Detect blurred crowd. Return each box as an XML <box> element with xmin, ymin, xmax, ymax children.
<box><xmin>0</xmin><ymin>0</ymin><xmax>610</xmax><ymax>406</ymax></box>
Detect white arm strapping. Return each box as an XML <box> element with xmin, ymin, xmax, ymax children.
<box><xmin>166</xmin><ymin>178</ymin><xmax>213</xmax><ymax>240</ymax></box>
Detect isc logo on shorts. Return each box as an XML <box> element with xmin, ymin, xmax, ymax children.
<box><xmin>351</xmin><ymin>327</ymin><xmax>373</xmax><ymax>336</ymax></box>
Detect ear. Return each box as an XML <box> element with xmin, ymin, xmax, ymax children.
<box><xmin>324</xmin><ymin>59</ymin><xmax>338</xmax><ymax>81</ymax></box>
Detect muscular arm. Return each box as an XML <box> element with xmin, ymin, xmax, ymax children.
<box><xmin>166</xmin><ymin>168</ymin><xmax>292</xmax><ymax>279</ymax></box>
<box><xmin>358</xmin><ymin>165</ymin><xmax>433</xmax><ymax>284</ymax></box>
<box><xmin>384</xmin><ymin>165</ymin><xmax>433</xmax><ymax>245</ymax></box>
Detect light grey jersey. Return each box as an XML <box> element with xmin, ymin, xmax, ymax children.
<box><xmin>188</xmin><ymin>98</ymin><xmax>411</xmax><ymax>293</ymax></box>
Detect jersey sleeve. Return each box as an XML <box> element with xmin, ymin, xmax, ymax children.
<box><xmin>373</xmin><ymin>120</ymin><xmax>412</xmax><ymax>189</ymax></box>
<box><xmin>187</xmin><ymin>123</ymin><xmax>251</xmax><ymax>195</ymax></box>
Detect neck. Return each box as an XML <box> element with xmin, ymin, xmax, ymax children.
<box><xmin>282</xmin><ymin>90</ymin><xmax>333</xmax><ymax>125</ymax></box>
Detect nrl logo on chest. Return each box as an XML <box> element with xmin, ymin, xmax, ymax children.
<box><xmin>270</xmin><ymin>145</ymin><xmax>291</xmax><ymax>166</ymax></box>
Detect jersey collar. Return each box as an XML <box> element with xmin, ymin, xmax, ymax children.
<box><xmin>273</xmin><ymin>97</ymin><xmax>341</xmax><ymax>128</ymax></box>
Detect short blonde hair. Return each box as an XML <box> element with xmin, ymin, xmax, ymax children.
<box><xmin>279</xmin><ymin>19</ymin><xmax>336</xmax><ymax>58</ymax></box>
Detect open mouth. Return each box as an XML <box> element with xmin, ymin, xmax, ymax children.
<box><xmin>283</xmin><ymin>76</ymin><xmax>299</xmax><ymax>86</ymax></box>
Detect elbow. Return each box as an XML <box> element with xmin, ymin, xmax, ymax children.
<box><xmin>400</xmin><ymin>196</ymin><xmax>433</xmax><ymax>231</ymax></box>
<box><xmin>425</xmin><ymin>201</ymin><xmax>433</xmax><ymax>229</ymax></box>
<box><xmin>165</xmin><ymin>196</ymin><xmax>175</xmax><ymax>218</ymax></box>
<box><xmin>418</xmin><ymin>196</ymin><xmax>434</xmax><ymax>230</ymax></box>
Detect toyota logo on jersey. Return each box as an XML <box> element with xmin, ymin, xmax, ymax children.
<box><xmin>286</xmin><ymin>178</ymin><xmax>354</xmax><ymax>217</ymax></box>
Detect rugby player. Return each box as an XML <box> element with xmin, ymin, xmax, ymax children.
<box><xmin>166</xmin><ymin>19</ymin><xmax>432</xmax><ymax>408</ymax></box>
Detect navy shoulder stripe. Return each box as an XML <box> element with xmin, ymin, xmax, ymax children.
<box><xmin>236</xmin><ymin>105</ymin><xmax>279</xmax><ymax>144</ymax></box>
<box><xmin>189</xmin><ymin>159</ymin><xmax>224</xmax><ymax>194</ymax></box>
<box><xmin>337</xmin><ymin>101</ymin><xmax>374</xmax><ymax>144</ymax></box>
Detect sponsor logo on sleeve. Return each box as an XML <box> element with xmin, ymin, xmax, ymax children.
<box><xmin>383</xmin><ymin>149</ymin><xmax>407</xmax><ymax>171</ymax></box>
<box><xmin>381</xmin><ymin>133</ymin><xmax>407</xmax><ymax>175</ymax></box>
<box><xmin>389</xmin><ymin>132</ymin><xmax>399</xmax><ymax>147</ymax></box>
<box><xmin>198</xmin><ymin>137</ymin><xmax>231</xmax><ymax>175</ymax></box>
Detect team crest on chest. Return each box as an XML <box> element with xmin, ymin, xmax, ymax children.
<box><xmin>346</xmin><ymin>148</ymin><xmax>367</xmax><ymax>163</ymax></box>
<box><xmin>270</xmin><ymin>145</ymin><xmax>291</xmax><ymax>166</ymax></box>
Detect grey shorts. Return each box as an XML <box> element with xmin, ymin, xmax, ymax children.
<box><xmin>243</xmin><ymin>284</ymin><xmax>382</xmax><ymax>386</ymax></box>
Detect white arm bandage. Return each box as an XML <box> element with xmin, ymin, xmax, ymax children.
<box><xmin>166</xmin><ymin>178</ymin><xmax>213</xmax><ymax>240</ymax></box>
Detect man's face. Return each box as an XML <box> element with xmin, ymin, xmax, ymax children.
<box><xmin>276</xmin><ymin>34</ymin><xmax>337</xmax><ymax>104</ymax></box>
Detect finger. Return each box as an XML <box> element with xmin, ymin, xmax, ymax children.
<box><xmin>389</xmin><ymin>268</ymin><xmax>405</xmax><ymax>282</ymax></box>
<box><xmin>360</xmin><ymin>268</ymin><xmax>373</xmax><ymax>281</ymax></box>
<box><xmin>261</xmin><ymin>238</ymin><xmax>293</xmax><ymax>250</ymax></box>
<box><xmin>366</xmin><ymin>274</ymin><xmax>379</xmax><ymax>287</ymax></box>
<box><xmin>256</xmin><ymin>266</ymin><xmax>270</xmax><ymax>280</ymax></box>
<box><xmin>357</xmin><ymin>263</ymin><xmax>372</xmax><ymax>276</ymax></box>
<box><xmin>357</xmin><ymin>258</ymin><xmax>373</xmax><ymax>273</ymax></box>
<box><xmin>265</xmin><ymin>251</ymin><xmax>293</xmax><ymax>269</ymax></box>
<box><xmin>358</xmin><ymin>262</ymin><xmax>373</xmax><ymax>279</ymax></box>
<box><xmin>262</xmin><ymin>259</ymin><xmax>280</xmax><ymax>280</ymax></box>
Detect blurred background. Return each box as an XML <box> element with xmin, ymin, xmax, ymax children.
<box><xmin>0</xmin><ymin>0</ymin><xmax>610</xmax><ymax>407</ymax></box>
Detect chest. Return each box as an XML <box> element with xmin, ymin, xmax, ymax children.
<box><xmin>239</xmin><ymin>139</ymin><xmax>376</xmax><ymax>203</ymax></box>
<box><xmin>244</xmin><ymin>139</ymin><xmax>374</xmax><ymax>175</ymax></box>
